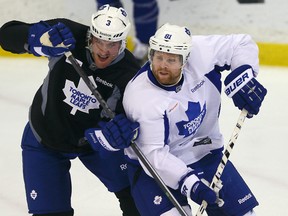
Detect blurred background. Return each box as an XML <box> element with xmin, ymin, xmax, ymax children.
<box><xmin>1</xmin><ymin>0</ymin><xmax>288</xmax><ymax>66</ymax></box>
<box><xmin>0</xmin><ymin>0</ymin><xmax>287</xmax><ymax>215</ymax></box>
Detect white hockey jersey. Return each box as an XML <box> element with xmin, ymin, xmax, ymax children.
<box><xmin>123</xmin><ymin>34</ymin><xmax>259</xmax><ymax>190</ymax></box>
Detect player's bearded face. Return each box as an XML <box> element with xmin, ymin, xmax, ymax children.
<box><xmin>151</xmin><ymin>51</ymin><xmax>183</xmax><ymax>85</ymax></box>
<box><xmin>91</xmin><ymin>37</ymin><xmax>121</xmax><ymax>69</ymax></box>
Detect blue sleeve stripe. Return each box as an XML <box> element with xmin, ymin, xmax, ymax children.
<box><xmin>163</xmin><ymin>111</ymin><xmax>169</xmax><ymax>146</ymax></box>
<box><xmin>205</xmin><ymin>64</ymin><xmax>231</xmax><ymax>93</ymax></box>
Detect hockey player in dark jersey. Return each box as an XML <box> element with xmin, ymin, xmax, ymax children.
<box><xmin>0</xmin><ymin>4</ymin><xmax>140</xmax><ymax>216</ymax></box>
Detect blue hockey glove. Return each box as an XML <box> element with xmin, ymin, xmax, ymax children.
<box><xmin>224</xmin><ymin>65</ymin><xmax>267</xmax><ymax>118</ymax></box>
<box><xmin>179</xmin><ymin>170</ymin><xmax>217</xmax><ymax>205</ymax></box>
<box><xmin>85</xmin><ymin>114</ymin><xmax>140</xmax><ymax>153</ymax></box>
<box><xmin>28</xmin><ymin>21</ymin><xmax>75</xmax><ymax>57</ymax></box>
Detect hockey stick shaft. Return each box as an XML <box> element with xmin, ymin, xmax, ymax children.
<box><xmin>195</xmin><ymin>109</ymin><xmax>248</xmax><ymax>216</ymax></box>
<box><xmin>39</xmin><ymin>33</ymin><xmax>188</xmax><ymax>216</ymax></box>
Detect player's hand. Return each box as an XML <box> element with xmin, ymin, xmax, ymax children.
<box><xmin>179</xmin><ymin>170</ymin><xmax>217</xmax><ymax>205</ymax></box>
<box><xmin>28</xmin><ymin>21</ymin><xmax>75</xmax><ymax>57</ymax></box>
<box><xmin>224</xmin><ymin>65</ymin><xmax>267</xmax><ymax>118</ymax></box>
<box><xmin>85</xmin><ymin>114</ymin><xmax>140</xmax><ymax>153</ymax></box>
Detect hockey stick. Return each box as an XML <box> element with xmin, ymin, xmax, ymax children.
<box><xmin>195</xmin><ymin>109</ymin><xmax>248</xmax><ymax>216</ymax></box>
<box><xmin>40</xmin><ymin>33</ymin><xmax>189</xmax><ymax>216</ymax></box>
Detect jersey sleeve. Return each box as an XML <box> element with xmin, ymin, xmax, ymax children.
<box><xmin>190</xmin><ymin>34</ymin><xmax>259</xmax><ymax>76</ymax></box>
<box><xmin>0</xmin><ymin>21</ymin><xmax>31</xmax><ymax>53</ymax></box>
<box><xmin>0</xmin><ymin>19</ymin><xmax>87</xmax><ymax>55</ymax></box>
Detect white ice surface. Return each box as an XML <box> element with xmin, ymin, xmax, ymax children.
<box><xmin>0</xmin><ymin>58</ymin><xmax>287</xmax><ymax>215</ymax></box>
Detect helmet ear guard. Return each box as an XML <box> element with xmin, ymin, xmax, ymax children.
<box><xmin>89</xmin><ymin>4</ymin><xmax>131</xmax><ymax>54</ymax></box>
<box><xmin>149</xmin><ymin>23</ymin><xmax>192</xmax><ymax>65</ymax></box>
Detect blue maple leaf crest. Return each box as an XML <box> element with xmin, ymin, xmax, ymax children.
<box><xmin>176</xmin><ymin>102</ymin><xmax>206</xmax><ymax>137</ymax></box>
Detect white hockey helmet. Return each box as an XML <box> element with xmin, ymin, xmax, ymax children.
<box><xmin>90</xmin><ymin>4</ymin><xmax>131</xmax><ymax>53</ymax></box>
<box><xmin>149</xmin><ymin>23</ymin><xmax>193</xmax><ymax>65</ymax></box>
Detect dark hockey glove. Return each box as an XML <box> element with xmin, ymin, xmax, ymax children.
<box><xmin>85</xmin><ymin>114</ymin><xmax>140</xmax><ymax>153</ymax></box>
<box><xmin>179</xmin><ymin>170</ymin><xmax>217</xmax><ymax>206</ymax></box>
<box><xmin>28</xmin><ymin>21</ymin><xmax>75</xmax><ymax>57</ymax></box>
<box><xmin>224</xmin><ymin>65</ymin><xmax>267</xmax><ymax>118</ymax></box>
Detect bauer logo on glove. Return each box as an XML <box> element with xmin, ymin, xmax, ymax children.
<box><xmin>224</xmin><ymin>65</ymin><xmax>267</xmax><ymax>117</ymax></box>
<box><xmin>224</xmin><ymin>67</ymin><xmax>254</xmax><ymax>97</ymax></box>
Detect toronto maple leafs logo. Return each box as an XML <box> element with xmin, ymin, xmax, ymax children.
<box><xmin>63</xmin><ymin>77</ymin><xmax>100</xmax><ymax>115</ymax></box>
<box><xmin>176</xmin><ymin>102</ymin><xmax>206</xmax><ymax>137</ymax></box>
<box><xmin>30</xmin><ymin>190</ymin><xmax>37</xmax><ymax>200</ymax></box>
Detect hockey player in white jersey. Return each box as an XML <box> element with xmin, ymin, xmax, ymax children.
<box><xmin>121</xmin><ymin>23</ymin><xmax>267</xmax><ymax>215</ymax></box>
<box><xmin>89</xmin><ymin>23</ymin><xmax>267</xmax><ymax>215</ymax></box>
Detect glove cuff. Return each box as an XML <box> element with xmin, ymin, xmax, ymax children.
<box><xmin>29</xmin><ymin>46</ymin><xmax>49</xmax><ymax>57</ymax></box>
<box><xmin>89</xmin><ymin>129</ymin><xmax>119</xmax><ymax>151</ymax></box>
<box><xmin>224</xmin><ymin>65</ymin><xmax>254</xmax><ymax>98</ymax></box>
<box><xmin>180</xmin><ymin>172</ymin><xmax>200</xmax><ymax>197</ymax></box>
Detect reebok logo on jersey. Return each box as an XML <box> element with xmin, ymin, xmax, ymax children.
<box><xmin>191</xmin><ymin>80</ymin><xmax>205</xmax><ymax>93</ymax></box>
<box><xmin>96</xmin><ymin>77</ymin><xmax>113</xmax><ymax>88</ymax></box>
<box><xmin>63</xmin><ymin>77</ymin><xmax>100</xmax><ymax>115</ymax></box>
<box><xmin>120</xmin><ymin>163</ymin><xmax>127</xmax><ymax>171</ymax></box>
<box><xmin>238</xmin><ymin>193</ymin><xmax>252</xmax><ymax>204</ymax></box>
<box><xmin>176</xmin><ymin>102</ymin><xmax>206</xmax><ymax>137</ymax></box>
